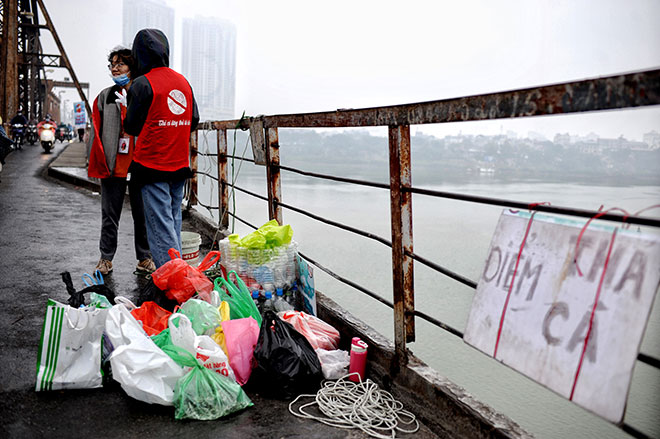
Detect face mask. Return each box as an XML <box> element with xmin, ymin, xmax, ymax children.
<box><xmin>112</xmin><ymin>73</ymin><xmax>130</xmax><ymax>86</ymax></box>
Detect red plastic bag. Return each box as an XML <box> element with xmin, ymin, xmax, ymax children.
<box><xmin>152</xmin><ymin>249</ymin><xmax>221</xmax><ymax>304</ymax></box>
<box><xmin>130</xmin><ymin>301</ymin><xmax>172</xmax><ymax>336</ymax></box>
<box><xmin>277</xmin><ymin>310</ymin><xmax>340</xmax><ymax>350</ymax></box>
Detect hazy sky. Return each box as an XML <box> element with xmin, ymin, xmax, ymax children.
<box><xmin>42</xmin><ymin>0</ymin><xmax>660</xmax><ymax>140</ymax></box>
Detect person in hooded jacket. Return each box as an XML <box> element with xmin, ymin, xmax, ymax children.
<box><xmin>124</xmin><ymin>29</ymin><xmax>199</xmax><ymax>268</ymax></box>
<box><xmin>88</xmin><ymin>46</ymin><xmax>155</xmax><ymax>275</ymax></box>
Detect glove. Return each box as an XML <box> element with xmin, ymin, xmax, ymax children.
<box><xmin>114</xmin><ymin>89</ymin><xmax>128</xmax><ymax>107</ymax></box>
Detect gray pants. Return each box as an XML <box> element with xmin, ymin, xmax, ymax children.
<box><xmin>100</xmin><ymin>177</ymin><xmax>151</xmax><ymax>261</ymax></box>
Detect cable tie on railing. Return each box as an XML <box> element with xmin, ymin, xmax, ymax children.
<box><xmin>234</xmin><ymin>110</ymin><xmax>248</xmax><ymax>131</ymax></box>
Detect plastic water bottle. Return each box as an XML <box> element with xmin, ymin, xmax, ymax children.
<box><xmin>348</xmin><ymin>337</ymin><xmax>368</xmax><ymax>382</ymax></box>
<box><xmin>273</xmin><ymin>258</ymin><xmax>286</xmax><ymax>298</ymax></box>
<box><xmin>252</xmin><ymin>290</ymin><xmax>261</xmax><ymax>313</ymax></box>
<box><xmin>262</xmin><ymin>290</ymin><xmax>274</xmax><ymax>315</ymax></box>
<box><xmin>274</xmin><ymin>288</ymin><xmax>293</xmax><ymax>312</ymax></box>
<box><xmin>284</xmin><ymin>242</ymin><xmax>297</xmax><ymax>288</ymax></box>
<box><xmin>285</xmin><ymin>281</ymin><xmax>297</xmax><ymax>308</ymax></box>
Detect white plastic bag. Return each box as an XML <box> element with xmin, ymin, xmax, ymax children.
<box><xmin>315</xmin><ymin>348</ymin><xmax>350</xmax><ymax>380</ymax></box>
<box><xmin>35</xmin><ymin>299</ymin><xmax>107</xmax><ymax>391</ymax></box>
<box><xmin>195</xmin><ymin>335</ymin><xmax>236</xmax><ymax>382</ymax></box>
<box><xmin>168</xmin><ymin>313</ymin><xmax>197</xmax><ymax>354</ymax></box>
<box><xmin>105</xmin><ymin>303</ymin><xmax>185</xmax><ymax>406</ymax></box>
<box><xmin>169</xmin><ymin>314</ymin><xmax>236</xmax><ymax>381</ymax></box>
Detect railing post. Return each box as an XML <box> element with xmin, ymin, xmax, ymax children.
<box><xmin>265</xmin><ymin>127</ymin><xmax>282</xmax><ymax>224</ymax></box>
<box><xmin>217</xmin><ymin>128</ymin><xmax>229</xmax><ymax>229</ymax></box>
<box><xmin>388</xmin><ymin>125</ymin><xmax>415</xmax><ymax>365</ymax></box>
<box><xmin>189</xmin><ymin>130</ymin><xmax>198</xmax><ymax>207</ymax></box>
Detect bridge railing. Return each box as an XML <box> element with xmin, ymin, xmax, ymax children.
<box><xmin>186</xmin><ymin>68</ymin><xmax>660</xmax><ymax>439</ymax></box>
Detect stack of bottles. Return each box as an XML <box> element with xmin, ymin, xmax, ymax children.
<box><xmin>219</xmin><ymin>238</ymin><xmax>299</xmax><ymax>315</ymax></box>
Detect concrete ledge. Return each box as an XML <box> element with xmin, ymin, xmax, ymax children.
<box><xmin>47</xmin><ymin>166</ymin><xmax>100</xmax><ymax>192</ymax></box>
<box><xmin>315</xmin><ymin>293</ymin><xmax>533</xmax><ymax>439</ymax></box>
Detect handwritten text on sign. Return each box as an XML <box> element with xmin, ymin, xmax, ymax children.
<box><xmin>464</xmin><ymin>210</ymin><xmax>660</xmax><ymax>423</ymax></box>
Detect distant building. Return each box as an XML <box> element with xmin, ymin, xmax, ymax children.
<box><xmin>181</xmin><ymin>16</ymin><xmax>236</xmax><ymax>121</ymax></box>
<box><xmin>643</xmin><ymin>130</ymin><xmax>660</xmax><ymax>150</ymax></box>
<box><xmin>598</xmin><ymin>136</ymin><xmax>627</xmax><ymax>150</ymax></box>
<box><xmin>122</xmin><ymin>0</ymin><xmax>175</xmax><ymax>62</ymax></box>
<box><xmin>527</xmin><ymin>131</ymin><xmax>547</xmax><ymax>141</ymax></box>
<box><xmin>553</xmin><ymin>133</ymin><xmax>571</xmax><ymax>146</ymax></box>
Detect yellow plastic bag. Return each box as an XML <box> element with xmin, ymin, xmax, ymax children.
<box><xmin>211</xmin><ymin>301</ymin><xmax>232</xmax><ymax>355</ymax></box>
<box><xmin>228</xmin><ymin>219</ymin><xmax>293</xmax><ymax>249</ymax></box>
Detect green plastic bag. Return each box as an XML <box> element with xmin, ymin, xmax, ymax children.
<box><xmin>161</xmin><ymin>345</ymin><xmax>253</xmax><ymax>420</ymax></box>
<box><xmin>179</xmin><ymin>299</ymin><xmax>221</xmax><ymax>336</ymax></box>
<box><xmin>89</xmin><ymin>293</ymin><xmax>112</xmax><ymax>309</ymax></box>
<box><xmin>228</xmin><ymin>219</ymin><xmax>293</xmax><ymax>249</ymax></box>
<box><xmin>214</xmin><ymin>272</ymin><xmax>262</xmax><ymax>326</ymax></box>
<box><xmin>151</xmin><ymin>327</ymin><xmax>172</xmax><ymax>349</ymax></box>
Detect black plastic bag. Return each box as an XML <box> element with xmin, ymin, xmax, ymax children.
<box><xmin>60</xmin><ymin>271</ymin><xmax>116</xmax><ymax>308</ymax></box>
<box><xmin>135</xmin><ymin>278</ymin><xmax>178</xmax><ymax>312</ymax></box>
<box><xmin>250</xmin><ymin>310</ymin><xmax>322</xmax><ymax>398</ymax></box>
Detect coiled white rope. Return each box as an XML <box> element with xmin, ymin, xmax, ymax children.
<box><xmin>288</xmin><ymin>374</ymin><xmax>420</xmax><ymax>439</ymax></box>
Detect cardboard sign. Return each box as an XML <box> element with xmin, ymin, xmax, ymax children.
<box><xmin>464</xmin><ymin>210</ymin><xmax>660</xmax><ymax>423</ymax></box>
<box><xmin>296</xmin><ymin>254</ymin><xmax>316</xmax><ymax>316</ymax></box>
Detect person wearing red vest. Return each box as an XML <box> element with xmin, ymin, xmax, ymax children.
<box><xmin>88</xmin><ymin>46</ymin><xmax>154</xmax><ymax>275</ymax></box>
<box><xmin>124</xmin><ymin>29</ymin><xmax>199</xmax><ymax>268</ymax></box>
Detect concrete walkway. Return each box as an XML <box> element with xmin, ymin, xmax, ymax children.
<box><xmin>0</xmin><ymin>140</ymin><xmax>437</xmax><ymax>439</ymax></box>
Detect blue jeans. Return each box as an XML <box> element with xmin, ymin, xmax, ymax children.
<box><xmin>141</xmin><ymin>180</ymin><xmax>185</xmax><ymax>267</ymax></box>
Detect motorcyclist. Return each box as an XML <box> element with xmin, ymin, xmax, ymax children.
<box><xmin>37</xmin><ymin>115</ymin><xmax>57</xmax><ymax>136</ymax></box>
<box><xmin>56</xmin><ymin>122</ymin><xmax>69</xmax><ymax>142</ymax></box>
<box><xmin>10</xmin><ymin>110</ymin><xmax>28</xmax><ymax>149</ymax></box>
<box><xmin>10</xmin><ymin>111</ymin><xmax>28</xmax><ymax>126</ymax></box>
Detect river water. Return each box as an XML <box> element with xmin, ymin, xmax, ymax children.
<box><xmin>195</xmin><ymin>130</ymin><xmax>660</xmax><ymax>438</ymax></box>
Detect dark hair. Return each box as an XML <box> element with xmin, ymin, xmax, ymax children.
<box><xmin>108</xmin><ymin>48</ymin><xmax>135</xmax><ymax>75</ymax></box>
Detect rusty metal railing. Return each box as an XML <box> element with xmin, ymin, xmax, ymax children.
<box><xmin>187</xmin><ymin>68</ymin><xmax>660</xmax><ymax>439</ymax></box>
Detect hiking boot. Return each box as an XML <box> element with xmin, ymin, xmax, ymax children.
<box><xmin>136</xmin><ymin>258</ymin><xmax>156</xmax><ymax>274</ymax></box>
<box><xmin>95</xmin><ymin>258</ymin><xmax>113</xmax><ymax>275</ymax></box>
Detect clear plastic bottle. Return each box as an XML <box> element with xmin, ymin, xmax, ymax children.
<box><xmin>237</xmin><ymin>246</ymin><xmax>249</xmax><ymax>284</ymax></box>
<box><xmin>274</xmin><ymin>288</ymin><xmax>293</xmax><ymax>312</ymax></box>
<box><xmin>273</xmin><ymin>256</ymin><xmax>286</xmax><ymax>297</ymax></box>
<box><xmin>252</xmin><ymin>290</ymin><xmax>261</xmax><ymax>314</ymax></box>
<box><xmin>285</xmin><ymin>281</ymin><xmax>298</xmax><ymax>308</ymax></box>
<box><xmin>262</xmin><ymin>290</ymin><xmax>274</xmax><ymax>315</ymax></box>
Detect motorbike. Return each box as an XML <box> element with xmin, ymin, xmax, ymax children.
<box><xmin>39</xmin><ymin>122</ymin><xmax>56</xmax><ymax>153</ymax></box>
<box><xmin>56</xmin><ymin>125</ymin><xmax>68</xmax><ymax>143</ymax></box>
<box><xmin>10</xmin><ymin>124</ymin><xmax>25</xmax><ymax>150</ymax></box>
<box><xmin>26</xmin><ymin>123</ymin><xmax>38</xmax><ymax>145</ymax></box>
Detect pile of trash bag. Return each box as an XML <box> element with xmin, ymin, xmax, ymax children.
<box><xmin>36</xmin><ymin>239</ymin><xmax>350</xmax><ymax>422</ymax></box>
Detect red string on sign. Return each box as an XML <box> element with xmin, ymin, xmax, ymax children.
<box><xmin>570</xmin><ymin>227</ymin><xmax>618</xmax><ymax>401</ymax></box>
<box><xmin>630</xmin><ymin>204</ymin><xmax>660</xmax><ymax>227</ymax></box>
<box><xmin>493</xmin><ymin>211</ymin><xmax>539</xmax><ymax>358</ymax></box>
<box><xmin>573</xmin><ymin>206</ymin><xmax>629</xmax><ymax>277</ymax></box>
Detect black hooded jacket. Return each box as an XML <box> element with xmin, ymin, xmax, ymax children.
<box><xmin>125</xmin><ymin>28</ymin><xmax>199</xmax><ymax>184</ymax></box>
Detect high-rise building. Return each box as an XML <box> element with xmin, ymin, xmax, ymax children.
<box><xmin>122</xmin><ymin>0</ymin><xmax>175</xmax><ymax>62</ymax></box>
<box><xmin>181</xmin><ymin>16</ymin><xmax>236</xmax><ymax>121</ymax></box>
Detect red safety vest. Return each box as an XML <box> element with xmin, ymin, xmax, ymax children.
<box><xmin>133</xmin><ymin>67</ymin><xmax>193</xmax><ymax>172</ymax></box>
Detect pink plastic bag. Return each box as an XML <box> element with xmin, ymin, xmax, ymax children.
<box><xmin>221</xmin><ymin>317</ymin><xmax>260</xmax><ymax>385</ymax></box>
<box><xmin>277</xmin><ymin>310</ymin><xmax>340</xmax><ymax>350</ymax></box>
<box><xmin>151</xmin><ymin>249</ymin><xmax>220</xmax><ymax>304</ymax></box>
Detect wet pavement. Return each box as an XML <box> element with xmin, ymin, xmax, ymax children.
<box><xmin>0</xmin><ymin>141</ymin><xmax>438</xmax><ymax>438</ymax></box>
